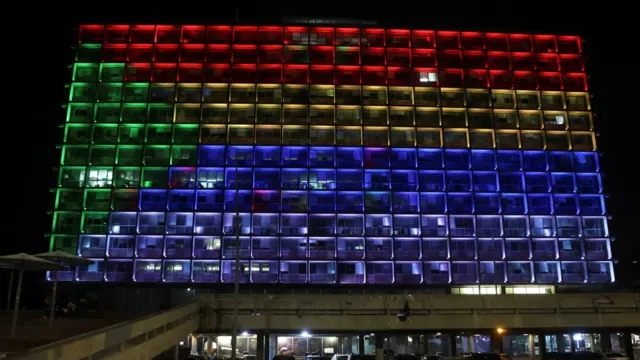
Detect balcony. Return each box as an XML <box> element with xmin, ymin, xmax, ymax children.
<box><xmin>508</xmin><ymin>273</ymin><xmax>531</xmax><ymax>283</ymax></box>
<box><xmin>309</xmin><ymin>227</ymin><xmax>336</xmax><ymax>236</ymax></box>
<box><xmin>453</xmin><ymin>274</ymin><xmax>477</xmax><ymax>284</ymax></box>
<box><xmin>586</xmin><ymin>250</ymin><xmax>607</xmax><ymax>260</ymax></box>
<box><xmin>559</xmin><ymin>249</ymin><xmax>582</xmax><ymax>260</ymax></box>
<box><xmin>252</xmin><ymin>249</ymin><xmax>278</xmax><ymax>259</ymax></box>
<box><xmin>478</xmin><ymin>250</ymin><xmax>502</xmax><ymax>260</ymax></box>
<box><xmin>506</xmin><ymin>250</ymin><xmax>530</xmax><ymax>260</ymax></box>
<box><xmin>395</xmin><ymin>274</ymin><xmax>421</xmax><ymax>284</ymax></box>
<box><xmin>562</xmin><ymin>273</ymin><xmax>585</xmax><ymax>283</ymax></box>
<box><xmin>280</xmin><ymin>249</ymin><xmax>307</xmax><ymax>259</ymax></box>
<box><xmin>589</xmin><ymin>273</ymin><xmax>611</xmax><ymax>283</ymax></box>
<box><xmin>367</xmin><ymin>274</ymin><xmax>392</xmax><ymax>284</ymax></box>
<box><xmin>338</xmin><ymin>227</ymin><xmax>364</xmax><ymax>236</ymax></box>
<box><xmin>310</xmin><ymin>274</ymin><xmax>335</xmax><ymax>283</ymax></box>
<box><xmin>136</xmin><ymin>271</ymin><xmax>161</xmax><ymax>282</ymax></box>
<box><xmin>193</xmin><ymin>249</ymin><xmax>220</xmax><ymax>259</ymax></box>
<box><xmin>480</xmin><ymin>273</ymin><xmax>504</xmax><ymax>283</ymax></box>
<box><xmin>222</xmin><ymin>249</ymin><xmax>251</xmax><ymax>259</ymax></box>
<box><xmin>394</xmin><ymin>249</ymin><xmax>420</xmax><ymax>260</ymax></box>
<box><xmin>421</xmin><ymin>228</ymin><xmax>447</xmax><ymax>237</ymax></box>
<box><xmin>137</xmin><ymin>248</ymin><xmax>163</xmax><ymax>258</ymax></box>
<box><xmin>309</xmin><ymin>250</ymin><xmax>335</xmax><ymax>260</ymax></box>
<box><xmin>252</xmin><ymin>272</ymin><xmax>278</xmax><ymax>283</ymax></box>
<box><xmin>50</xmin><ymin>270</ymin><xmax>75</xmax><ymax>282</ymax></box>
<box><xmin>252</xmin><ymin>227</ymin><xmax>279</xmax><ymax>236</ymax></box>
<box><xmin>164</xmin><ymin>272</ymin><xmax>190</xmax><ymax>282</ymax></box>
<box><xmin>222</xmin><ymin>273</ymin><xmax>250</xmax><ymax>283</ymax></box>
<box><xmin>77</xmin><ymin>271</ymin><xmax>103</xmax><ymax>281</ymax></box>
<box><xmin>450</xmin><ymin>249</ymin><xmax>475</xmax><ymax>260</ymax></box>
<box><xmin>109</xmin><ymin>248</ymin><xmax>134</xmax><ymax>258</ymax></box>
<box><xmin>365</xmin><ymin>227</ymin><xmax>392</xmax><ymax>237</ymax></box>
<box><xmin>366</xmin><ymin>248</ymin><xmax>392</xmax><ymax>260</ymax></box>
<box><xmin>106</xmin><ymin>271</ymin><xmax>130</xmax><ymax>282</ymax></box>
<box><xmin>166</xmin><ymin>248</ymin><xmax>192</xmax><ymax>258</ymax></box>
<box><xmin>192</xmin><ymin>271</ymin><xmax>220</xmax><ymax>283</ymax></box>
<box><xmin>280</xmin><ymin>273</ymin><xmax>307</xmax><ymax>283</ymax></box>
<box><xmin>337</xmin><ymin>249</ymin><xmax>364</xmax><ymax>260</ymax></box>
<box><xmin>533</xmin><ymin>249</ymin><xmax>556</xmax><ymax>260</ymax></box>
<box><xmin>536</xmin><ymin>273</ymin><xmax>559</xmax><ymax>283</ymax></box>
<box><xmin>422</xmin><ymin>246</ymin><xmax>448</xmax><ymax>260</ymax></box>
<box><xmin>340</xmin><ymin>274</ymin><xmax>365</xmax><ymax>284</ymax></box>
<box><xmin>80</xmin><ymin>248</ymin><xmax>106</xmax><ymax>257</ymax></box>
<box><xmin>281</xmin><ymin>227</ymin><xmax>307</xmax><ymax>236</ymax></box>
<box><xmin>424</xmin><ymin>273</ymin><xmax>449</xmax><ymax>284</ymax></box>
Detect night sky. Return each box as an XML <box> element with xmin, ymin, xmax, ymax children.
<box><xmin>11</xmin><ymin>4</ymin><xmax>637</xmax><ymax>306</ymax></box>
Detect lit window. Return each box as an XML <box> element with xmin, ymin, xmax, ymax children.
<box><xmin>420</xmin><ymin>72</ymin><xmax>437</xmax><ymax>83</ymax></box>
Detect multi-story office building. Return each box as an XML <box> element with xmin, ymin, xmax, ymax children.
<box><xmin>52</xmin><ymin>24</ymin><xmax>613</xmax><ymax>288</ymax></box>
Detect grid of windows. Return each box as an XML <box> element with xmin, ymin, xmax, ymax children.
<box><xmin>50</xmin><ymin>25</ymin><xmax>613</xmax><ymax>285</ymax></box>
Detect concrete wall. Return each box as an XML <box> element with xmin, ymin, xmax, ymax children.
<box><xmin>199</xmin><ymin>293</ymin><xmax>640</xmax><ymax>331</ymax></box>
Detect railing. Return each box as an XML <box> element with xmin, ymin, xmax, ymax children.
<box><xmin>9</xmin><ymin>302</ymin><xmax>199</xmax><ymax>360</ymax></box>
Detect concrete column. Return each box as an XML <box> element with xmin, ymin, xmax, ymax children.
<box><xmin>539</xmin><ymin>333</ymin><xmax>547</xmax><ymax>357</ymax></box>
<box><xmin>556</xmin><ymin>333</ymin><xmax>566</xmax><ymax>353</ymax></box>
<box><xmin>600</xmin><ymin>332</ymin><xmax>612</xmax><ymax>353</ymax></box>
<box><xmin>622</xmin><ymin>333</ymin><xmax>633</xmax><ymax>359</ymax></box>
<box><xmin>468</xmin><ymin>336</ymin><xmax>475</xmax><ymax>353</ymax></box>
<box><xmin>449</xmin><ymin>332</ymin><xmax>458</xmax><ymax>356</ymax></box>
<box><xmin>529</xmin><ymin>334</ymin><xmax>535</xmax><ymax>358</ymax></box>
<box><xmin>190</xmin><ymin>335</ymin><xmax>199</xmax><ymax>356</ymax></box>
<box><xmin>490</xmin><ymin>333</ymin><xmax>503</xmax><ymax>354</ymax></box>
<box><xmin>264</xmin><ymin>332</ymin><xmax>271</xmax><ymax>360</ymax></box>
<box><xmin>174</xmin><ymin>344</ymin><xmax>179</xmax><ymax>360</ymax></box>
<box><xmin>375</xmin><ymin>333</ymin><xmax>384</xmax><ymax>360</ymax></box>
<box><xmin>257</xmin><ymin>331</ymin><xmax>265</xmax><ymax>360</ymax></box>
<box><xmin>422</xmin><ymin>334</ymin><xmax>430</xmax><ymax>356</ymax></box>
<box><xmin>359</xmin><ymin>333</ymin><xmax>366</xmax><ymax>355</ymax></box>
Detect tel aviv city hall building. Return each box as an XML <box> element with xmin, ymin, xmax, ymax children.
<box><xmin>51</xmin><ymin>24</ymin><xmax>613</xmax><ymax>289</ymax></box>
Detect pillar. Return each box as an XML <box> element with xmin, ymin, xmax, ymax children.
<box><xmin>359</xmin><ymin>333</ymin><xmax>366</xmax><ymax>355</ymax></box>
<box><xmin>190</xmin><ymin>334</ymin><xmax>199</xmax><ymax>356</ymax></box>
<box><xmin>556</xmin><ymin>333</ymin><xmax>567</xmax><ymax>353</ymax></box>
<box><xmin>375</xmin><ymin>333</ymin><xmax>384</xmax><ymax>360</ymax></box>
<box><xmin>529</xmin><ymin>334</ymin><xmax>535</xmax><ymax>357</ymax></box>
<box><xmin>622</xmin><ymin>332</ymin><xmax>633</xmax><ymax>359</ymax></box>
<box><xmin>174</xmin><ymin>344</ymin><xmax>179</xmax><ymax>360</ymax></box>
<box><xmin>538</xmin><ymin>333</ymin><xmax>547</xmax><ymax>357</ymax></box>
<box><xmin>449</xmin><ymin>332</ymin><xmax>457</xmax><ymax>356</ymax></box>
<box><xmin>491</xmin><ymin>333</ymin><xmax>503</xmax><ymax>354</ymax></box>
<box><xmin>257</xmin><ymin>331</ymin><xmax>265</xmax><ymax>360</ymax></box>
<box><xmin>600</xmin><ymin>332</ymin><xmax>612</xmax><ymax>353</ymax></box>
<box><xmin>264</xmin><ymin>332</ymin><xmax>271</xmax><ymax>360</ymax></box>
<box><xmin>422</xmin><ymin>333</ymin><xmax>430</xmax><ymax>355</ymax></box>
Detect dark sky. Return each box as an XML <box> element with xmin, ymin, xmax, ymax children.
<box><xmin>13</xmin><ymin>3</ymin><xmax>637</xmax><ymax>292</ymax></box>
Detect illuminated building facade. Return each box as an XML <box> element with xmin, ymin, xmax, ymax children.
<box><xmin>51</xmin><ymin>24</ymin><xmax>613</xmax><ymax>286</ymax></box>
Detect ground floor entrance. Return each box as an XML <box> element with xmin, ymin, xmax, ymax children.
<box><xmin>181</xmin><ymin>331</ymin><xmax>640</xmax><ymax>360</ymax></box>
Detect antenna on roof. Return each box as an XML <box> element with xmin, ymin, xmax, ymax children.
<box><xmin>235</xmin><ymin>8</ymin><xmax>240</xmax><ymax>23</ymax></box>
